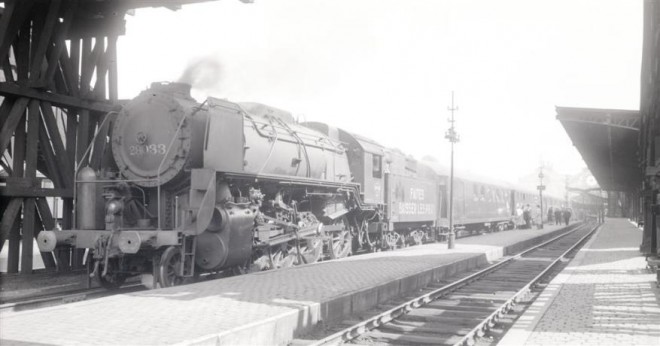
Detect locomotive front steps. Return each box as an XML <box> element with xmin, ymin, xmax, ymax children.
<box><xmin>0</xmin><ymin>223</ymin><xmax>576</xmax><ymax>346</ymax></box>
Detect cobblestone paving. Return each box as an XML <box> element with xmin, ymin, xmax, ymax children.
<box><xmin>0</xmin><ymin>225</ymin><xmax>567</xmax><ymax>345</ymax></box>
<box><xmin>500</xmin><ymin>219</ymin><xmax>660</xmax><ymax>346</ymax></box>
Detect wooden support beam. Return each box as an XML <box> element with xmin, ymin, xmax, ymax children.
<box><xmin>13</xmin><ymin>110</ymin><xmax>26</xmax><ymax>178</ymax></box>
<box><xmin>38</xmin><ymin>113</ymin><xmax>65</xmax><ymax>188</ymax></box>
<box><xmin>0</xmin><ymin>97</ymin><xmax>29</xmax><ymax>157</ymax></box>
<box><xmin>0</xmin><ymin>186</ymin><xmax>73</xmax><ymax>198</ymax></box>
<box><xmin>21</xmin><ymin>198</ymin><xmax>36</xmax><ymax>274</ymax></box>
<box><xmin>35</xmin><ymin>197</ymin><xmax>55</xmax><ymax>230</ymax></box>
<box><xmin>0</xmin><ymin>197</ymin><xmax>22</xmax><ymax>252</ymax></box>
<box><xmin>1</xmin><ymin>54</ymin><xmax>14</xmax><ymax>83</ymax></box>
<box><xmin>44</xmin><ymin>2</ymin><xmax>76</xmax><ymax>84</ymax></box>
<box><xmin>60</xmin><ymin>40</ymin><xmax>80</xmax><ymax>97</ymax></box>
<box><xmin>107</xmin><ymin>35</ymin><xmax>118</xmax><ymax>101</ymax></box>
<box><xmin>35</xmin><ymin>197</ymin><xmax>57</xmax><ymax>269</ymax></box>
<box><xmin>69</xmin><ymin>38</ymin><xmax>81</xmax><ymax>96</ymax></box>
<box><xmin>28</xmin><ymin>0</ymin><xmax>61</xmax><ymax>84</ymax></box>
<box><xmin>60</xmin><ymin>197</ymin><xmax>73</xmax><ymax>269</ymax></box>
<box><xmin>0</xmin><ymin>82</ymin><xmax>115</xmax><ymax>113</ymax></box>
<box><xmin>6</xmin><ymin>215</ymin><xmax>21</xmax><ymax>273</ymax></box>
<box><xmin>0</xmin><ymin>96</ymin><xmax>14</xmax><ymax>129</ymax></box>
<box><xmin>80</xmin><ymin>37</ymin><xmax>93</xmax><ymax>95</ymax></box>
<box><xmin>27</xmin><ymin>3</ymin><xmax>46</xmax><ymax>81</ymax></box>
<box><xmin>41</xmin><ymin>102</ymin><xmax>74</xmax><ymax>186</ymax></box>
<box><xmin>20</xmin><ymin>100</ymin><xmax>40</xmax><ymax>273</ymax></box>
<box><xmin>94</xmin><ymin>36</ymin><xmax>113</xmax><ymax>99</ymax></box>
<box><xmin>76</xmin><ymin>109</ymin><xmax>91</xmax><ymax>168</ymax></box>
<box><xmin>25</xmin><ymin>100</ymin><xmax>39</xmax><ymax>174</ymax></box>
<box><xmin>66</xmin><ymin>110</ymin><xmax>77</xmax><ymax>170</ymax></box>
<box><xmin>67</xmin><ymin>16</ymin><xmax>126</xmax><ymax>39</ymax></box>
<box><xmin>52</xmin><ymin>64</ymin><xmax>70</xmax><ymax>96</ymax></box>
<box><xmin>89</xmin><ymin>113</ymin><xmax>112</xmax><ymax>169</ymax></box>
<box><xmin>15</xmin><ymin>17</ymin><xmax>30</xmax><ymax>81</ymax></box>
<box><xmin>0</xmin><ymin>0</ymin><xmax>34</xmax><ymax>63</ymax></box>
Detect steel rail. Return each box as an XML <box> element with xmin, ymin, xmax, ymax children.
<box><xmin>454</xmin><ymin>222</ymin><xmax>600</xmax><ymax>346</ymax></box>
<box><xmin>309</xmin><ymin>223</ymin><xmax>590</xmax><ymax>346</ymax></box>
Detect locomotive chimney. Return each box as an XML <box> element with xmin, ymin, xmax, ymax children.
<box><xmin>149</xmin><ymin>82</ymin><xmax>192</xmax><ymax>99</ymax></box>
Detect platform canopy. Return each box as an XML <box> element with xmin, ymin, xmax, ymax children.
<box><xmin>557</xmin><ymin>107</ymin><xmax>641</xmax><ymax>192</ymax></box>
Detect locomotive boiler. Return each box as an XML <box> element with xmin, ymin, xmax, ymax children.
<box><xmin>38</xmin><ymin>82</ymin><xmax>366</xmax><ymax>288</ymax></box>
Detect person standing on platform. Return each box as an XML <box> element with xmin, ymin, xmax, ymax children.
<box><xmin>523</xmin><ymin>204</ymin><xmax>531</xmax><ymax>229</ymax></box>
<box><xmin>548</xmin><ymin>206</ymin><xmax>554</xmax><ymax>224</ymax></box>
<box><xmin>555</xmin><ymin>207</ymin><xmax>563</xmax><ymax>226</ymax></box>
<box><xmin>563</xmin><ymin>208</ymin><xmax>572</xmax><ymax>225</ymax></box>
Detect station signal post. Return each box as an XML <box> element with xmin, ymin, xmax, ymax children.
<box><xmin>445</xmin><ymin>92</ymin><xmax>459</xmax><ymax>249</ymax></box>
<box><xmin>538</xmin><ymin>168</ymin><xmax>545</xmax><ymax>229</ymax></box>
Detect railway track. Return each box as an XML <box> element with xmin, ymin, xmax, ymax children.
<box><xmin>295</xmin><ymin>222</ymin><xmax>598</xmax><ymax>346</ymax></box>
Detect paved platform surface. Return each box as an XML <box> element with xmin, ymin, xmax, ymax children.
<box><xmin>500</xmin><ymin>218</ymin><xmax>660</xmax><ymax>346</ymax></box>
<box><xmin>0</xmin><ymin>223</ymin><xmax>572</xmax><ymax>346</ymax></box>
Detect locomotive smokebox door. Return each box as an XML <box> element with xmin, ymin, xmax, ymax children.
<box><xmin>112</xmin><ymin>84</ymin><xmax>198</xmax><ymax>187</ymax></box>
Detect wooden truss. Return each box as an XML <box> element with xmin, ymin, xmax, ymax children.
<box><xmin>0</xmin><ymin>0</ymin><xmax>122</xmax><ymax>273</ymax></box>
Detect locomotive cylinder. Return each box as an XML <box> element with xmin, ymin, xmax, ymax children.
<box><xmin>76</xmin><ymin>167</ymin><xmax>101</xmax><ymax>230</ymax></box>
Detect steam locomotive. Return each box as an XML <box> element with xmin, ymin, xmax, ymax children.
<box><xmin>37</xmin><ymin>82</ymin><xmax>562</xmax><ymax>289</ymax></box>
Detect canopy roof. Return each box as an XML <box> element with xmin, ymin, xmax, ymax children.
<box><xmin>557</xmin><ymin>106</ymin><xmax>641</xmax><ymax>191</ymax></box>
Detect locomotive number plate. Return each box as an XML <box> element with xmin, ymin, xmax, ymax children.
<box><xmin>129</xmin><ymin>144</ymin><xmax>167</xmax><ymax>156</ymax></box>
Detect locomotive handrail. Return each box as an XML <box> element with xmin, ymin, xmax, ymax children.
<box><xmin>155</xmin><ymin>100</ymin><xmax>208</xmax><ymax>230</ymax></box>
<box><xmin>253</xmin><ymin>111</ymin><xmax>280</xmax><ymax>176</ymax></box>
<box><xmin>273</xmin><ymin>116</ymin><xmax>312</xmax><ymax>177</ymax></box>
<box><xmin>245</xmin><ymin>112</ymin><xmax>344</xmax><ymax>153</ymax></box>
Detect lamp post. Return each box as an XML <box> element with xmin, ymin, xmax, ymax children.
<box><xmin>445</xmin><ymin>92</ymin><xmax>459</xmax><ymax>249</ymax></box>
<box><xmin>537</xmin><ymin>168</ymin><xmax>545</xmax><ymax>229</ymax></box>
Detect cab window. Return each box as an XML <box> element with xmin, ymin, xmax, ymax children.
<box><xmin>372</xmin><ymin>154</ymin><xmax>382</xmax><ymax>178</ymax></box>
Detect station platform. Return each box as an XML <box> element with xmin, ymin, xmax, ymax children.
<box><xmin>500</xmin><ymin>218</ymin><xmax>660</xmax><ymax>346</ymax></box>
<box><xmin>0</xmin><ymin>223</ymin><xmax>572</xmax><ymax>346</ymax></box>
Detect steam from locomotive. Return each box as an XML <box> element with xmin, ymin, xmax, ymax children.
<box><xmin>177</xmin><ymin>57</ymin><xmax>223</xmax><ymax>91</ymax></box>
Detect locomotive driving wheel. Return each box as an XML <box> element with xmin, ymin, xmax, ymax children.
<box><xmin>327</xmin><ymin>216</ymin><xmax>352</xmax><ymax>259</ymax></box>
<box><xmin>409</xmin><ymin>230</ymin><xmax>425</xmax><ymax>246</ymax></box>
<box><xmin>158</xmin><ymin>246</ymin><xmax>184</xmax><ymax>288</ymax></box>
<box><xmin>295</xmin><ymin>237</ymin><xmax>323</xmax><ymax>264</ymax></box>
<box><xmin>268</xmin><ymin>242</ymin><xmax>297</xmax><ymax>269</ymax></box>
<box><xmin>382</xmin><ymin>231</ymin><xmax>401</xmax><ymax>250</ymax></box>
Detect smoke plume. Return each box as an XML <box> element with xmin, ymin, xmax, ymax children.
<box><xmin>177</xmin><ymin>57</ymin><xmax>223</xmax><ymax>91</ymax></box>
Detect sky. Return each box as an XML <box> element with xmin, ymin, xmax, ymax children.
<box><xmin>117</xmin><ymin>0</ymin><xmax>643</xmax><ymax>183</ymax></box>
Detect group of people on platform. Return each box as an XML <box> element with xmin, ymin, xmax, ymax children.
<box><xmin>518</xmin><ymin>204</ymin><xmax>572</xmax><ymax>229</ymax></box>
